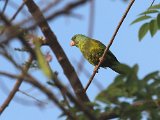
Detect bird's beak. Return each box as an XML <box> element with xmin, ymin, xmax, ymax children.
<box><xmin>70</xmin><ymin>41</ymin><xmax>75</xmax><ymax>46</ymax></box>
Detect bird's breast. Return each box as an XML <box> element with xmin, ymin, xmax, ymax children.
<box><xmin>83</xmin><ymin>49</ymin><xmax>104</xmax><ymax>66</ymax></box>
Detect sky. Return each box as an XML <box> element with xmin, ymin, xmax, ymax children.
<box><xmin>0</xmin><ymin>0</ymin><xmax>160</xmax><ymax>120</ymax></box>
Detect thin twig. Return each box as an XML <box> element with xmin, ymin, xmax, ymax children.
<box><xmin>0</xmin><ymin>72</ymin><xmax>77</xmax><ymax>120</ymax></box>
<box><xmin>48</xmin><ymin>69</ymin><xmax>71</xmax><ymax>109</ymax></box>
<box><xmin>47</xmin><ymin>63</ymin><xmax>96</xmax><ymax>119</ymax></box>
<box><xmin>46</xmin><ymin>74</ymin><xmax>97</xmax><ymax>120</ymax></box>
<box><xmin>21</xmin><ymin>0</ymin><xmax>90</xmax><ymax>30</ymax></box>
<box><xmin>0</xmin><ymin>0</ymin><xmax>89</xmax><ymax>45</ymax></box>
<box><xmin>26</xmin><ymin>73</ymin><xmax>96</xmax><ymax>119</ymax></box>
<box><xmin>46</xmin><ymin>0</ymin><xmax>90</xmax><ymax>21</ymax></box>
<box><xmin>0</xmin><ymin>13</ymin><xmax>36</xmax><ymax>58</ymax></box>
<box><xmin>1</xmin><ymin>70</ymin><xmax>160</xmax><ymax>119</ymax></box>
<box><xmin>0</xmin><ymin>49</ymin><xmax>21</xmax><ymax>70</ymax></box>
<box><xmin>150</xmin><ymin>0</ymin><xmax>156</xmax><ymax>7</ymax></box>
<box><xmin>84</xmin><ymin>0</ymin><xmax>135</xmax><ymax>92</ymax></box>
<box><xmin>9</xmin><ymin>1</ymin><xmax>26</xmax><ymax>22</ymax></box>
<box><xmin>42</xmin><ymin>0</ymin><xmax>62</xmax><ymax>13</ymax></box>
<box><xmin>18</xmin><ymin>90</ymin><xmax>47</xmax><ymax>105</ymax></box>
<box><xmin>74</xmin><ymin>58</ymin><xmax>104</xmax><ymax>91</ymax></box>
<box><xmin>0</xmin><ymin>56</ymin><xmax>33</xmax><ymax>115</ymax></box>
<box><xmin>8</xmin><ymin>1</ymin><xmax>27</xmax><ymax>15</ymax></box>
<box><xmin>1</xmin><ymin>0</ymin><xmax>8</xmax><ymax>14</ymax></box>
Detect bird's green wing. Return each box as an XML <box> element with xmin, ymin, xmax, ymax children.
<box><xmin>79</xmin><ymin>39</ymin><xmax>105</xmax><ymax>66</ymax></box>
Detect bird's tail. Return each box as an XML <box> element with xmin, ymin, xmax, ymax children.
<box><xmin>110</xmin><ymin>62</ymin><xmax>129</xmax><ymax>74</ymax></box>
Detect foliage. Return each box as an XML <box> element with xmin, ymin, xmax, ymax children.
<box><xmin>131</xmin><ymin>4</ymin><xmax>160</xmax><ymax>41</ymax></box>
<box><xmin>95</xmin><ymin>65</ymin><xmax>160</xmax><ymax>119</ymax></box>
<box><xmin>57</xmin><ymin>64</ymin><xmax>160</xmax><ymax>119</ymax></box>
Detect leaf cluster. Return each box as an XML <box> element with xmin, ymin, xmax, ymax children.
<box><xmin>96</xmin><ymin>64</ymin><xmax>160</xmax><ymax>119</ymax></box>
<box><xmin>131</xmin><ymin>4</ymin><xmax>160</xmax><ymax>41</ymax></box>
<box><xmin>58</xmin><ymin>65</ymin><xmax>160</xmax><ymax>119</ymax></box>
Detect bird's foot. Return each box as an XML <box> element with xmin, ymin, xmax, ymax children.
<box><xmin>99</xmin><ymin>57</ymin><xmax>103</xmax><ymax>62</ymax></box>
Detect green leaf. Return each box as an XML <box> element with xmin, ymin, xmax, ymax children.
<box><xmin>157</xmin><ymin>13</ymin><xmax>160</xmax><ymax>29</ymax></box>
<box><xmin>35</xmin><ymin>40</ymin><xmax>52</xmax><ymax>79</ymax></box>
<box><xmin>138</xmin><ymin>23</ymin><xmax>149</xmax><ymax>41</ymax></box>
<box><xmin>139</xmin><ymin>10</ymin><xmax>159</xmax><ymax>15</ymax></box>
<box><xmin>131</xmin><ymin>16</ymin><xmax>151</xmax><ymax>25</ymax></box>
<box><xmin>142</xmin><ymin>71</ymin><xmax>159</xmax><ymax>82</ymax></box>
<box><xmin>132</xmin><ymin>64</ymin><xmax>139</xmax><ymax>74</ymax></box>
<box><xmin>124</xmin><ymin>65</ymin><xmax>139</xmax><ymax>95</ymax></box>
<box><xmin>149</xmin><ymin>19</ymin><xmax>158</xmax><ymax>37</ymax></box>
<box><xmin>149</xmin><ymin>4</ymin><xmax>160</xmax><ymax>10</ymax></box>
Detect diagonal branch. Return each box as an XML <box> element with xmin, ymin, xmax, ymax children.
<box><xmin>0</xmin><ymin>13</ymin><xmax>36</xmax><ymax>58</ymax></box>
<box><xmin>48</xmin><ymin>70</ymin><xmax>97</xmax><ymax>119</ymax></box>
<box><xmin>1</xmin><ymin>0</ymin><xmax>8</xmax><ymax>14</ymax></box>
<box><xmin>0</xmin><ymin>56</ymin><xmax>33</xmax><ymax>115</ymax></box>
<box><xmin>9</xmin><ymin>1</ymin><xmax>26</xmax><ymax>22</ymax></box>
<box><xmin>1</xmin><ymin>70</ymin><xmax>160</xmax><ymax>119</ymax></box>
<box><xmin>23</xmin><ymin>0</ymin><xmax>90</xmax><ymax>103</ymax></box>
<box><xmin>84</xmin><ymin>0</ymin><xmax>135</xmax><ymax>92</ymax></box>
<box><xmin>46</xmin><ymin>0</ymin><xmax>90</xmax><ymax>21</ymax></box>
<box><xmin>0</xmin><ymin>72</ymin><xmax>77</xmax><ymax>120</ymax></box>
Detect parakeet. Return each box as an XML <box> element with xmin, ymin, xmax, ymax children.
<box><xmin>70</xmin><ymin>34</ymin><xmax>125</xmax><ymax>74</ymax></box>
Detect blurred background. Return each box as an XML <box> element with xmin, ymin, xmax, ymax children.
<box><xmin>0</xmin><ymin>0</ymin><xmax>160</xmax><ymax>120</ymax></box>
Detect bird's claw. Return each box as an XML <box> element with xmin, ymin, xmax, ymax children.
<box><xmin>99</xmin><ymin>57</ymin><xmax>103</xmax><ymax>62</ymax></box>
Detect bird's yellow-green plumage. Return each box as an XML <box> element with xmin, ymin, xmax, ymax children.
<box><xmin>70</xmin><ymin>34</ymin><xmax>124</xmax><ymax>74</ymax></box>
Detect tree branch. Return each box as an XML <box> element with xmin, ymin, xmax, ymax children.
<box><xmin>84</xmin><ymin>0</ymin><xmax>135</xmax><ymax>92</ymax></box>
<box><xmin>9</xmin><ymin>1</ymin><xmax>26</xmax><ymax>22</ymax></box>
<box><xmin>1</xmin><ymin>0</ymin><xmax>8</xmax><ymax>14</ymax></box>
<box><xmin>0</xmin><ymin>72</ymin><xmax>77</xmax><ymax>120</ymax></box>
<box><xmin>0</xmin><ymin>56</ymin><xmax>33</xmax><ymax>115</ymax></box>
<box><xmin>23</xmin><ymin>0</ymin><xmax>90</xmax><ymax>103</ymax></box>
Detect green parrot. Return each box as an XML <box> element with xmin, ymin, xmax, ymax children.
<box><xmin>70</xmin><ymin>34</ymin><xmax>125</xmax><ymax>74</ymax></box>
